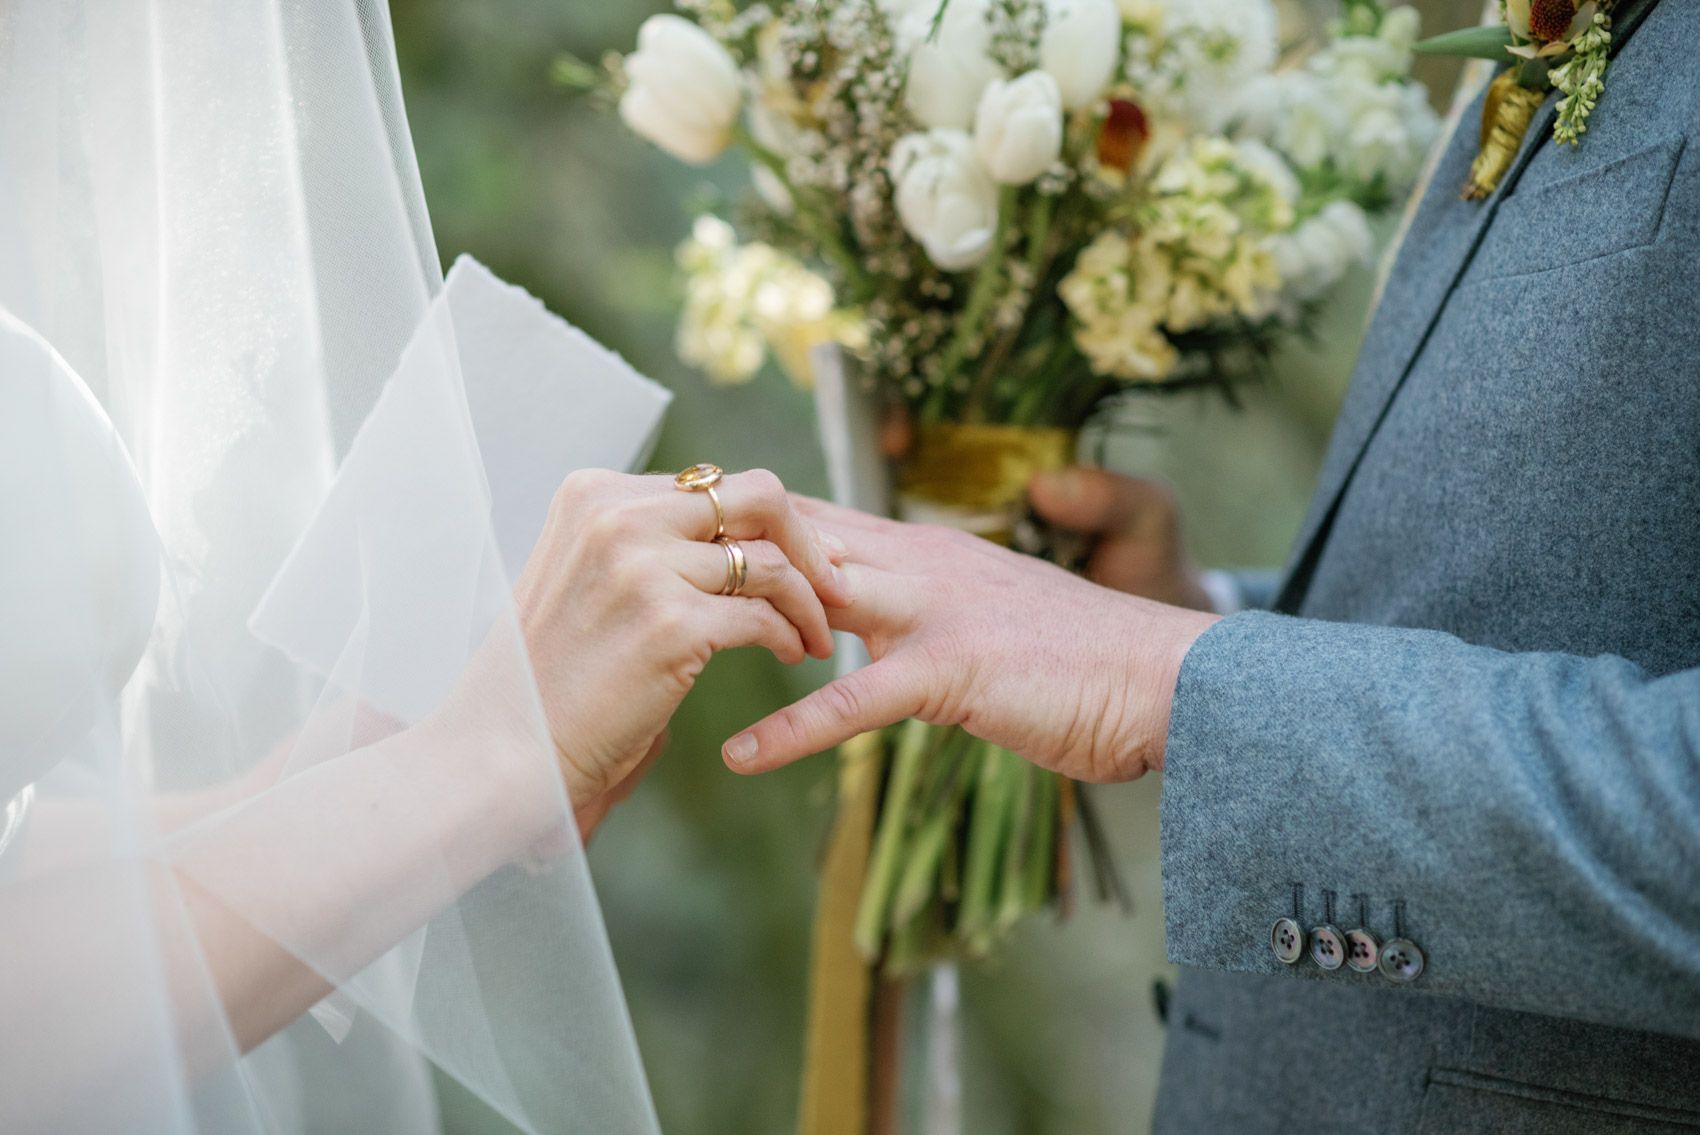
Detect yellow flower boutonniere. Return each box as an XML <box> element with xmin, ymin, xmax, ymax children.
<box><xmin>1415</xmin><ymin>0</ymin><xmax>1615</xmax><ymax>198</ymax></box>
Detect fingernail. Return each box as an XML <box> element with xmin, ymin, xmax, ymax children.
<box><xmin>725</xmin><ymin>732</ymin><xmax>758</xmax><ymax>765</ymax></box>
<box><xmin>830</xmin><ymin>564</ymin><xmax>853</xmax><ymax>601</ymax></box>
<box><xmin>818</xmin><ymin>529</ymin><xmax>848</xmax><ymax>559</ymax></box>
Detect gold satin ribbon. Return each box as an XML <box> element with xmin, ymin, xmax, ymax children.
<box><xmin>799</xmin><ymin>732</ymin><xmax>882</xmax><ymax>1135</ymax></box>
<box><xmin>898</xmin><ymin>423</ymin><xmax>1077</xmax><ymax>515</ymax></box>
<box><xmin>1466</xmin><ymin>71</ymin><xmax>1549</xmax><ymax>199</ymax></box>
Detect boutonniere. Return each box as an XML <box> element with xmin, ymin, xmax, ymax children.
<box><xmin>1415</xmin><ymin>1</ymin><xmax>1615</xmax><ymax>198</ymax></box>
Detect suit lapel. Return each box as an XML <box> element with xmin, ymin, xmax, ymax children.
<box><xmin>1274</xmin><ymin>0</ymin><xmax>1663</xmax><ymax>613</ymax></box>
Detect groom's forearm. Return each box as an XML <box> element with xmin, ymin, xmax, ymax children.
<box><xmin>1157</xmin><ymin>611</ymin><xmax>1700</xmax><ymax>1040</ymax></box>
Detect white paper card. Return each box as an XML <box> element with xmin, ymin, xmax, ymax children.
<box><xmin>250</xmin><ymin>255</ymin><xmax>672</xmax><ymax>722</ymax></box>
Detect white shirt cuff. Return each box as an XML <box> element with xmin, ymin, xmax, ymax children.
<box><xmin>1198</xmin><ymin>569</ymin><xmax>1244</xmax><ymax>616</ymax></box>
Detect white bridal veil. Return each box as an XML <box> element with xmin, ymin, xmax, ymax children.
<box><xmin>0</xmin><ymin>1</ymin><xmax>666</xmax><ymax>1131</ymax></box>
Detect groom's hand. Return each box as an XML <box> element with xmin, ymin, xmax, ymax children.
<box><xmin>1028</xmin><ymin>467</ymin><xmax>1214</xmax><ymax>611</ymax></box>
<box><xmin>722</xmin><ymin>498</ymin><xmax>1220</xmax><ymax>781</ymax></box>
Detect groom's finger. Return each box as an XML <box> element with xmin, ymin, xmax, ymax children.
<box><xmin>791</xmin><ymin>497</ymin><xmax>914</xmax><ymax>564</ymax></box>
<box><xmin>1027</xmin><ymin>467</ymin><xmax>1157</xmax><ymax>535</ymax></box>
<box><xmin>722</xmin><ymin>659</ymin><xmax>923</xmax><ymax>773</ymax></box>
<box><xmin>822</xmin><ymin>563</ymin><xmax>907</xmax><ymax>639</ymax></box>
<box><xmin>791</xmin><ymin>495</ymin><xmax>894</xmax><ymax>531</ymax></box>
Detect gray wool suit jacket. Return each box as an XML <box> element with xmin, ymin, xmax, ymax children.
<box><xmin>1153</xmin><ymin>1</ymin><xmax>1700</xmax><ymax>1131</ymax></box>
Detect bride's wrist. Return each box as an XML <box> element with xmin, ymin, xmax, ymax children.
<box><xmin>413</xmin><ymin>685</ymin><xmax>573</xmax><ymax>860</ymax></box>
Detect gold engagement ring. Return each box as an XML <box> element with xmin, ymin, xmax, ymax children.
<box><xmin>673</xmin><ymin>462</ymin><xmax>726</xmax><ymax>540</ymax></box>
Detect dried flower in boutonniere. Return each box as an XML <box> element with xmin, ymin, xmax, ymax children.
<box><xmin>1416</xmin><ymin>0</ymin><xmax>1615</xmax><ymax>198</ymax></box>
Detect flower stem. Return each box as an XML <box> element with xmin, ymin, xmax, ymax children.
<box><xmin>853</xmin><ymin>720</ymin><xmax>938</xmax><ymax>959</ymax></box>
<box><xmin>957</xmin><ymin>742</ymin><xmax>1019</xmax><ymax>949</ymax></box>
<box><xmin>890</xmin><ymin>737</ymin><xmax>979</xmax><ymax>927</ymax></box>
<box><xmin>925</xmin><ymin>186</ymin><xmax>1018</xmax><ymax>422</ymax></box>
<box><xmin>966</xmin><ymin>191</ymin><xmax>1060</xmax><ymax>421</ymax></box>
<box><xmin>732</xmin><ymin>123</ymin><xmax>873</xmax><ymax>300</ymax></box>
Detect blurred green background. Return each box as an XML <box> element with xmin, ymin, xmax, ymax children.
<box><xmin>388</xmin><ymin>2</ymin><xmax>1482</xmax><ymax>1130</ymax></box>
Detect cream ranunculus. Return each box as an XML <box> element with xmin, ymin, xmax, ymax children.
<box><xmin>619</xmin><ymin>15</ymin><xmax>743</xmax><ymax>165</ymax></box>
<box><xmin>1040</xmin><ymin>0</ymin><xmax>1122</xmax><ymax>110</ymax></box>
<box><xmin>904</xmin><ymin>0</ymin><xmax>1002</xmax><ymax>129</ymax></box>
<box><xmin>973</xmin><ymin>71</ymin><xmax>1064</xmax><ymax>185</ymax></box>
<box><xmin>890</xmin><ymin>129</ymin><xmax>1000</xmax><ymax>271</ymax></box>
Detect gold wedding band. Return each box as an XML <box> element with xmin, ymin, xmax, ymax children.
<box><xmin>716</xmin><ymin>536</ymin><xmax>748</xmax><ymax>596</ymax></box>
<box><xmin>674</xmin><ymin>462</ymin><xmax>726</xmax><ymax>540</ymax></box>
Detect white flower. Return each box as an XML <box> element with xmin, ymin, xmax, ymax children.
<box><xmin>1274</xmin><ymin>76</ymin><xmax>1344</xmax><ymax>170</ymax></box>
<box><xmin>1322</xmin><ymin>35</ymin><xmax>1410</xmax><ymax>84</ymax></box>
<box><xmin>1059</xmin><ymin>231</ymin><xmax>1178</xmax><ymax>381</ymax></box>
<box><xmin>1040</xmin><ymin>0</ymin><xmax>1121</xmax><ymax>110</ymax></box>
<box><xmin>1231</xmin><ymin>138</ymin><xmax>1301</xmax><ymax>216</ymax></box>
<box><xmin>1128</xmin><ymin>0</ymin><xmax>1279</xmax><ymax>131</ymax></box>
<box><xmin>620</xmin><ymin>15</ymin><xmax>743</xmax><ymax>165</ymax></box>
<box><xmin>1272</xmin><ymin>199</ymin><xmax>1373</xmax><ymax>302</ymax></box>
<box><xmin>1060</xmin><ymin>135</ymin><xmax>1295</xmax><ymax>381</ymax></box>
<box><xmin>675</xmin><ymin>217</ymin><xmax>858</xmax><ymax>387</ymax></box>
<box><xmin>900</xmin><ymin>0</ymin><xmax>1002</xmax><ymax>129</ymax></box>
<box><xmin>1337</xmin><ymin>80</ymin><xmax>1434</xmax><ymax>186</ymax></box>
<box><xmin>1379</xmin><ymin>6</ymin><xmax>1421</xmax><ymax>55</ymax></box>
<box><xmin>973</xmin><ymin>72</ymin><xmax>1064</xmax><ymax>185</ymax></box>
<box><xmin>1227</xmin><ymin>7</ymin><xmax>1439</xmax><ymax>195</ymax></box>
<box><xmin>891</xmin><ymin>129</ymin><xmax>1001</xmax><ymax>270</ymax></box>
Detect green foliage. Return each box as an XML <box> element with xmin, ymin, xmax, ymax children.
<box><xmin>1413</xmin><ymin>23</ymin><xmax>1515</xmax><ymax>60</ymax></box>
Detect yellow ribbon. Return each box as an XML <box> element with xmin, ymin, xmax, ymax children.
<box><xmin>896</xmin><ymin>422</ymin><xmax>1077</xmax><ymax>543</ymax></box>
<box><xmin>1466</xmin><ymin>70</ymin><xmax>1549</xmax><ymax>200</ymax></box>
<box><xmin>799</xmin><ymin>732</ymin><xmax>882</xmax><ymax>1135</ymax></box>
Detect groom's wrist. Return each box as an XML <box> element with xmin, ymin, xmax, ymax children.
<box><xmin>1140</xmin><ymin>601</ymin><xmax>1221</xmax><ymax>774</ymax></box>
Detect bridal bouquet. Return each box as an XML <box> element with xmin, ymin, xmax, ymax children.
<box><xmin>591</xmin><ymin>0</ymin><xmax>1435</xmax><ymax>957</ymax></box>
<box><xmin>578</xmin><ymin>0</ymin><xmax>1435</xmax><ymax>1120</ymax></box>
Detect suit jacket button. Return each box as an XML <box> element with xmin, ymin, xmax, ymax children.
<box><xmin>1379</xmin><ymin>937</ymin><xmax>1425</xmax><ymax>984</ymax></box>
<box><xmin>1309</xmin><ymin>924</ymin><xmax>1347</xmax><ymax>971</ymax></box>
<box><xmin>1270</xmin><ymin>917</ymin><xmax>1305</xmax><ymax>965</ymax></box>
<box><xmin>1344</xmin><ymin>928</ymin><xmax>1380</xmax><ymax>974</ymax></box>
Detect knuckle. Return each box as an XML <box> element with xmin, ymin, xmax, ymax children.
<box><xmin>740</xmin><ymin>467</ymin><xmax>784</xmax><ymax>502</ymax></box>
<box><xmin>583</xmin><ymin>505</ymin><xmax>629</xmax><ymax>547</ymax></box>
<box><xmin>738</xmin><ymin>470</ymin><xmax>790</xmax><ymax>526</ymax></box>
<box><xmin>750</xmin><ymin>542</ymin><xmax>791</xmax><ymax>586</ymax></box>
<box><xmin>819</xmin><ymin>678</ymin><xmax>866</xmax><ymax>726</ymax></box>
<box><xmin>555</xmin><ymin>467</ymin><xmax>614</xmax><ymax>512</ymax></box>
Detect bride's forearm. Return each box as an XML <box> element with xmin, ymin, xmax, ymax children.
<box><xmin>166</xmin><ymin>710</ymin><xmax>560</xmax><ymax>1058</ymax></box>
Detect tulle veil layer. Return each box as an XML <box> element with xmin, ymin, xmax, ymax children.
<box><xmin>0</xmin><ymin>2</ymin><xmax>665</xmax><ymax>1130</ymax></box>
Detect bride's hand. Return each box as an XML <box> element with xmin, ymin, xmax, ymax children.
<box><xmin>512</xmin><ymin>468</ymin><xmax>849</xmax><ymax>833</ymax></box>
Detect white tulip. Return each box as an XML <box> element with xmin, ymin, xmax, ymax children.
<box><xmin>904</xmin><ymin>0</ymin><xmax>1002</xmax><ymax>129</ymax></box>
<box><xmin>619</xmin><ymin>15</ymin><xmax>743</xmax><ymax>165</ymax></box>
<box><xmin>1040</xmin><ymin>0</ymin><xmax>1121</xmax><ymax>109</ymax></box>
<box><xmin>890</xmin><ymin>129</ymin><xmax>1000</xmax><ymax>271</ymax></box>
<box><xmin>973</xmin><ymin>71</ymin><xmax>1064</xmax><ymax>185</ymax></box>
